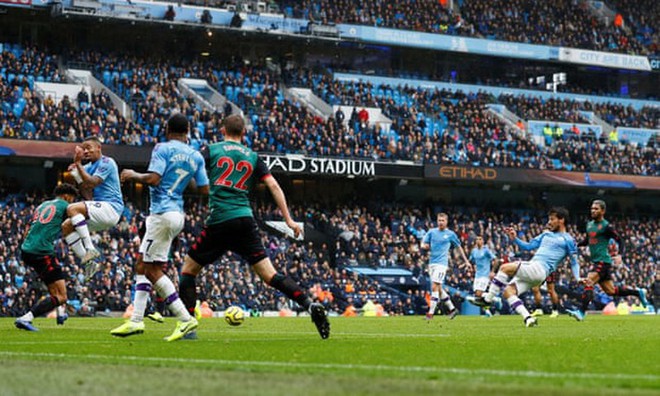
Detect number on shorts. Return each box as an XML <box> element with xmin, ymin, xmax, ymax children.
<box><xmin>145</xmin><ymin>239</ymin><xmax>154</xmax><ymax>253</ymax></box>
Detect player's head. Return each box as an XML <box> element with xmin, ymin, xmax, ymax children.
<box><xmin>53</xmin><ymin>183</ymin><xmax>78</xmax><ymax>203</ymax></box>
<box><xmin>436</xmin><ymin>213</ymin><xmax>448</xmax><ymax>230</ymax></box>
<box><xmin>166</xmin><ymin>112</ymin><xmax>189</xmax><ymax>140</ymax></box>
<box><xmin>591</xmin><ymin>200</ymin><xmax>606</xmax><ymax>220</ymax></box>
<box><xmin>221</xmin><ymin>114</ymin><xmax>246</xmax><ymax>139</ymax></box>
<box><xmin>547</xmin><ymin>207</ymin><xmax>569</xmax><ymax>232</ymax></box>
<box><xmin>475</xmin><ymin>235</ymin><xmax>484</xmax><ymax>247</ymax></box>
<box><xmin>81</xmin><ymin>136</ymin><xmax>102</xmax><ymax>162</ymax></box>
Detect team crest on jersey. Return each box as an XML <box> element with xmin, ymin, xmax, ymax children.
<box><xmin>597</xmin><ymin>224</ymin><xmax>602</xmax><ymax>230</ymax></box>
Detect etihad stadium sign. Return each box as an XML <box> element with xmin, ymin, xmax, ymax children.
<box><xmin>263</xmin><ymin>155</ymin><xmax>375</xmax><ymax>177</ymax></box>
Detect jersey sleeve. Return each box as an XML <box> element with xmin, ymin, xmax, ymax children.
<box><xmin>93</xmin><ymin>157</ymin><xmax>115</xmax><ymax>181</ymax></box>
<box><xmin>565</xmin><ymin>236</ymin><xmax>581</xmax><ymax>281</ymax></box>
<box><xmin>254</xmin><ymin>157</ymin><xmax>271</xmax><ymax>181</ymax></box>
<box><xmin>604</xmin><ymin>224</ymin><xmax>625</xmax><ymax>257</ymax></box>
<box><xmin>515</xmin><ymin>233</ymin><xmax>543</xmax><ymax>250</ymax></box>
<box><xmin>449</xmin><ymin>231</ymin><xmax>461</xmax><ymax>248</ymax></box>
<box><xmin>422</xmin><ymin>231</ymin><xmax>431</xmax><ymax>245</ymax></box>
<box><xmin>486</xmin><ymin>248</ymin><xmax>495</xmax><ymax>261</ymax></box>
<box><xmin>147</xmin><ymin>144</ymin><xmax>167</xmax><ymax>176</ymax></box>
<box><xmin>194</xmin><ymin>152</ymin><xmax>210</xmax><ymax>187</ymax></box>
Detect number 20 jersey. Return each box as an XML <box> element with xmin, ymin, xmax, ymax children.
<box><xmin>207</xmin><ymin>141</ymin><xmax>270</xmax><ymax>225</ymax></box>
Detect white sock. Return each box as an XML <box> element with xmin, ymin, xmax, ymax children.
<box><xmin>154</xmin><ymin>276</ymin><xmax>191</xmax><ymax>322</ymax></box>
<box><xmin>441</xmin><ymin>289</ymin><xmax>455</xmax><ymax>311</ymax></box>
<box><xmin>57</xmin><ymin>305</ymin><xmax>66</xmax><ymax>316</ymax></box>
<box><xmin>131</xmin><ymin>275</ymin><xmax>151</xmax><ymax>323</ymax></box>
<box><xmin>20</xmin><ymin>312</ymin><xmax>35</xmax><ymax>322</ymax></box>
<box><xmin>428</xmin><ymin>291</ymin><xmax>439</xmax><ymax>315</ymax></box>
<box><xmin>65</xmin><ymin>231</ymin><xmax>87</xmax><ymax>259</ymax></box>
<box><xmin>485</xmin><ymin>271</ymin><xmax>509</xmax><ymax>302</ymax></box>
<box><xmin>507</xmin><ymin>295</ymin><xmax>531</xmax><ymax>319</ymax></box>
<box><xmin>71</xmin><ymin>213</ymin><xmax>95</xmax><ymax>251</ymax></box>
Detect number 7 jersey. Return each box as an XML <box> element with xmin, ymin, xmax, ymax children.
<box><xmin>148</xmin><ymin>140</ymin><xmax>209</xmax><ymax>214</ymax></box>
<box><xmin>207</xmin><ymin>141</ymin><xmax>270</xmax><ymax>225</ymax></box>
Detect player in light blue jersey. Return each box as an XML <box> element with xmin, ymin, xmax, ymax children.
<box><xmin>469</xmin><ymin>207</ymin><xmax>580</xmax><ymax>327</ymax></box>
<box><xmin>469</xmin><ymin>236</ymin><xmax>497</xmax><ymax>299</ymax></box>
<box><xmin>468</xmin><ymin>235</ymin><xmax>502</xmax><ymax>316</ymax></box>
<box><xmin>111</xmin><ymin>113</ymin><xmax>209</xmax><ymax>341</ymax></box>
<box><xmin>61</xmin><ymin>136</ymin><xmax>125</xmax><ymax>281</ymax></box>
<box><xmin>420</xmin><ymin>213</ymin><xmax>470</xmax><ymax>321</ymax></box>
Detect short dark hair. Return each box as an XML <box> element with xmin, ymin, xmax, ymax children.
<box><xmin>592</xmin><ymin>199</ymin><xmax>606</xmax><ymax>211</ymax></box>
<box><xmin>53</xmin><ymin>183</ymin><xmax>78</xmax><ymax>198</ymax></box>
<box><xmin>223</xmin><ymin>114</ymin><xmax>245</xmax><ymax>137</ymax></box>
<box><xmin>549</xmin><ymin>207</ymin><xmax>569</xmax><ymax>221</ymax></box>
<box><xmin>84</xmin><ymin>136</ymin><xmax>102</xmax><ymax>146</ymax></box>
<box><xmin>167</xmin><ymin>113</ymin><xmax>189</xmax><ymax>135</ymax></box>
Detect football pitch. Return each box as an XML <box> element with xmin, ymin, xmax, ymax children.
<box><xmin>1</xmin><ymin>315</ymin><xmax>658</xmax><ymax>396</ymax></box>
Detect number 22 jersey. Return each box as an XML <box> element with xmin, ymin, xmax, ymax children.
<box><xmin>207</xmin><ymin>141</ymin><xmax>270</xmax><ymax>225</ymax></box>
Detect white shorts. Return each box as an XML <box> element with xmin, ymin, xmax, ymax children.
<box><xmin>85</xmin><ymin>201</ymin><xmax>121</xmax><ymax>232</ymax></box>
<box><xmin>510</xmin><ymin>261</ymin><xmax>547</xmax><ymax>295</ymax></box>
<box><xmin>429</xmin><ymin>264</ymin><xmax>448</xmax><ymax>285</ymax></box>
<box><xmin>139</xmin><ymin>211</ymin><xmax>185</xmax><ymax>263</ymax></box>
<box><xmin>473</xmin><ymin>276</ymin><xmax>490</xmax><ymax>292</ymax></box>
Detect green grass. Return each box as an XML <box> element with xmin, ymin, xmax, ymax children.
<box><xmin>1</xmin><ymin>315</ymin><xmax>658</xmax><ymax>395</ymax></box>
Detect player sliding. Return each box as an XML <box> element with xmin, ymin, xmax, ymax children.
<box><xmin>468</xmin><ymin>207</ymin><xmax>580</xmax><ymax>327</ymax></box>
<box><xmin>110</xmin><ymin>113</ymin><xmax>209</xmax><ymax>341</ymax></box>
<box><xmin>15</xmin><ymin>184</ymin><xmax>78</xmax><ymax>331</ymax></box>
<box><xmin>177</xmin><ymin>115</ymin><xmax>330</xmax><ymax>340</ymax></box>
<box><xmin>567</xmin><ymin>200</ymin><xmax>648</xmax><ymax>321</ymax></box>
<box><xmin>61</xmin><ymin>136</ymin><xmax>124</xmax><ymax>281</ymax></box>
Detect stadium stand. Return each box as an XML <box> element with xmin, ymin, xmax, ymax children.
<box><xmin>1</xmin><ymin>189</ymin><xmax>656</xmax><ymax>317</ymax></box>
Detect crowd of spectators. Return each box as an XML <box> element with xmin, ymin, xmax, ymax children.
<box><xmin>2</xmin><ymin>47</ymin><xmax>658</xmax><ymax>177</ymax></box>
<box><xmin>0</xmin><ymin>187</ymin><xmax>656</xmax><ymax>318</ymax></box>
<box><xmin>275</xmin><ymin>0</ymin><xmax>656</xmax><ymax>56</ymax></box>
<box><xmin>607</xmin><ymin>0</ymin><xmax>658</xmax><ymax>54</ymax></box>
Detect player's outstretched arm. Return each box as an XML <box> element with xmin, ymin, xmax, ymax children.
<box><xmin>456</xmin><ymin>245</ymin><xmax>471</xmax><ymax>269</ymax></box>
<box><xmin>120</xmin><ymin>169</ymin><xmax>161</xmax><ymax>186</ymax></box>
<box><xmin>263</xmin><ymin>175</ymin><xmax>301</xmax><ymax>238</ymax></box>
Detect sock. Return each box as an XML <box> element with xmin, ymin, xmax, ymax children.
<box><xmin>428</xmin><ymin>291</ymin><xmax>439</xmax><ymax>315</ymax></box>
<box><xmin>552</xmin><ymin>302</ymin><xmax>559</xmax><ymax>312</ymax></box>
<box><xmin>19</xmin><ymin>311</ymin><xmax>35</xmax><ymax>322</ymax></box>
<box><xmin>30</xmin><ymin>296</ymin><xmax>59</xmax><ymax>319</ymax></box>
<box><xmin>131</xmin><ymin>275</ymin><xmax>151</xmax><ymax>323</ymax></box>
<box><xmin>154</xmin><ymin>276</ymin><xmax>191</xmax><ymax>322</ymax></box>
<box><xmin>581</xmin><ymin>285</ymin><xmax>593</xmax><ymax>312</ymax></box>
<box><xmin>440</xmin><ymin>289</ymin><xmax>455</xmax><ymax>311</ymax></box>
<box><xmin>71</xmin><ymin>213</ymin><xmax>95</xmax><ymax>251</ymax></box>
<box><xmin>485</xmin><ymin>271</ymin><xmax>509</xmax><ymax>302</ymax></box>
<box><xmin>507</xmin><ymin>295</ymin><xmax>531</xmax><ymax>319</ymax></box>
<box><xmin>614</xmin><ymin>286</ymin><xmax>640</xmax><ymax>297</ymax></box>
<box><xmin>65</xmin><ymin>231</ymin><xmax>87</xmax><ymax>259</ymax></box>
<box><xmin>179</xmin><ymin>273</ymin><xmax>198</xmax><ymax>316</ymax></box>
<box><xmin>268</xmin><ymin>273</ymin><xmax>312</xmax><ymax>310</ymax></box>
<box><xmin>57</xmin><ymin>305</ymin><xmax>66</xmax><ymax>316</ymax></box>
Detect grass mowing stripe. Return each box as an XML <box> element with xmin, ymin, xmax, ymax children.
<box><xmin>1</xmin><ymin>350</ymin><xmax>657</xmax><ymax>382</ymax></box>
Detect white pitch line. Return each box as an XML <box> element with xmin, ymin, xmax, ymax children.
<box><xmin>34</xmin><ymin>326</ymin><xmax>452</xmax><ymax>338</ymax></box>
<box><xmin>0</xmin><ymin>351</ymin><xmax>657</xmax><ymax>382</ymax></box>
